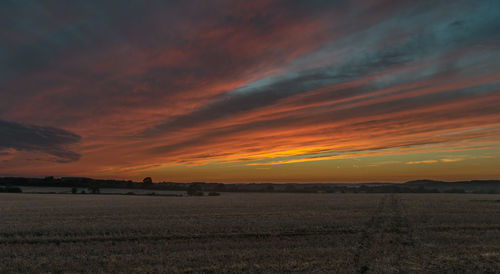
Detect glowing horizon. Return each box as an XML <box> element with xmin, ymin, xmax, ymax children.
<box><xmin>1</xmin><ymin>1</ymin><xmax>500</xmax><ymax>183</ymax></box>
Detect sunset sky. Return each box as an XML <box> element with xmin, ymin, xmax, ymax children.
<box><xmin>1</xmin><ymin>0</ymin><xmax>500</xmax><ymax>183</ymax></box>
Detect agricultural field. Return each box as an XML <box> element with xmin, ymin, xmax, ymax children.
<box><xmin>1</xmin><ymin>193</ymin><xmax>499</xmax><ymax>273</ymax></box>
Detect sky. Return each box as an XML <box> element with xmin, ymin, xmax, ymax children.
<box><xmin>1</xmin><ymin>0</ymin><xmax>500</xmax><ymax>183</ymax></box>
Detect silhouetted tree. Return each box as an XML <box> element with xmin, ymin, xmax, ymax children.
<box><xmin>285</xmin><ymin>185</ymin><xmax>296</xmax><ymax>192</ymax></box>
<box><xmin>143</xmin><ymin>177</ymin><xmax>153</xmax><ymax>184</ymax></box>
<box><xmin>87</xmin><ymin>183</ymin><xmax>100</xmax><ymax>194</ymax></box>
<box><xmin>187</xmin><ymin>184</ymin><xmax>203</xmax><ymax>196</ymax></box>
<box><xmin>215</xmin><ymin>183</ymin><xmax>226</xmax><ymax>192</ymax></box>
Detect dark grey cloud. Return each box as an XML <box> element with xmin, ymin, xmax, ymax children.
<box><xmin>145</xmin><ymin>0</ymin><xmax>500</xmax><ymax>136</ymax></box>
<box><xmin>146</xmin><ymin>42</ymin><xmax>415</xmax><ymax>133</ymax></box>
<box><xmin>0</xmin><ymin>0</ymin><xmax>344</xmax><ymax>126</ymax></box>
<box><xmin>0</xmin><ymin>119</ymin><xmax>81</xmax><ymax>163</ymax></box>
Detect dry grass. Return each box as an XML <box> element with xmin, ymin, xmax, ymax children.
<box><xmin>1</xmin><ymin>193</ymin><xmax>499</xmax><ymax>273</ymax></box>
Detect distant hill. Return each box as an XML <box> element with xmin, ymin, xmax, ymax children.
<box><xmin>403</xmin><ymin>179</ymin><xmax>500</xmax><ymax>193</ymax></box>
<box><xmin>1</xmin><ymin>177</ymin><xmax>499</xmax><ymax>194</ymax></box>
<box><xmin>404</xmin><ymin>179</ymin><xmax>443</xmax><ymax>185</ymax></box>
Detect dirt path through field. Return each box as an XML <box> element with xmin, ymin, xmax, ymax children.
<box><xmin>352</xmin><ymin>194</ymin><xmax>416</xmax><ymax>273</ymax></box>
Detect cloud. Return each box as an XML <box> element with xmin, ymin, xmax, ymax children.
<box><xmin>0</xmin><ymin>1</ymin><xmax>500</xmax><ymax>180</ymax></box>
<box><xmin>406</xmin><ymin>160</ymin><xmax>438</xmax><ymax>165</ymax></box>
<box><xmin>145</xmin><ymin>0</ymin><xmax>500</xmax><ymax>135</ymax></box>
<box><xmin>367</xmin><ymin>161</ymin><xmax>402</xmax><ymax>167</ymax></box>
<box><xmin>406</xmin><ymin>157</ymin><xmax>466</xmax><ymax>165</ymax></box>
<box><xmin>0</xmin><ymin>119</ymin><xmax>81</xmax><ymax>163</ymax></box>
<box><xmin>440</xmin><ymin>158</ymin><xmax>465</xmax><ymax>163</ymax></box>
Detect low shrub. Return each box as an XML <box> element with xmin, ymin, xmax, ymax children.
<box><xmin>0</xmin><ymin>186</ymin><xmax>23</xmax><ymax>193</ymax></box>
<box><xmin>187</xmin><ymin>184</ymin><xmax>204</xmax><ymax>196</ymax></box>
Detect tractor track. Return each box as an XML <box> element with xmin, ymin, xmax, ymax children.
<box><xmin>352</xmin><ymin>194</ymin><xmax>416</xmax><ymax>273</ymax></box>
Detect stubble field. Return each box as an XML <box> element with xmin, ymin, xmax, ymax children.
<box><xmin>1</xmin><ymin>193</ymin><xmax>499</xmax><ymax>273</ymax></box>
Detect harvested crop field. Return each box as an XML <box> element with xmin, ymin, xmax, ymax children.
<box><xmin>1</xmin><ymin>193</ymin><xmax>499</xmax><ymax>273</ymax></box>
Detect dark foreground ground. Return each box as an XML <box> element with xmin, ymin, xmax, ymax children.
<box><xmin>1</xmin><ymin>193</ymin><xmax>499</xmax><ymax>273</ymax></box>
